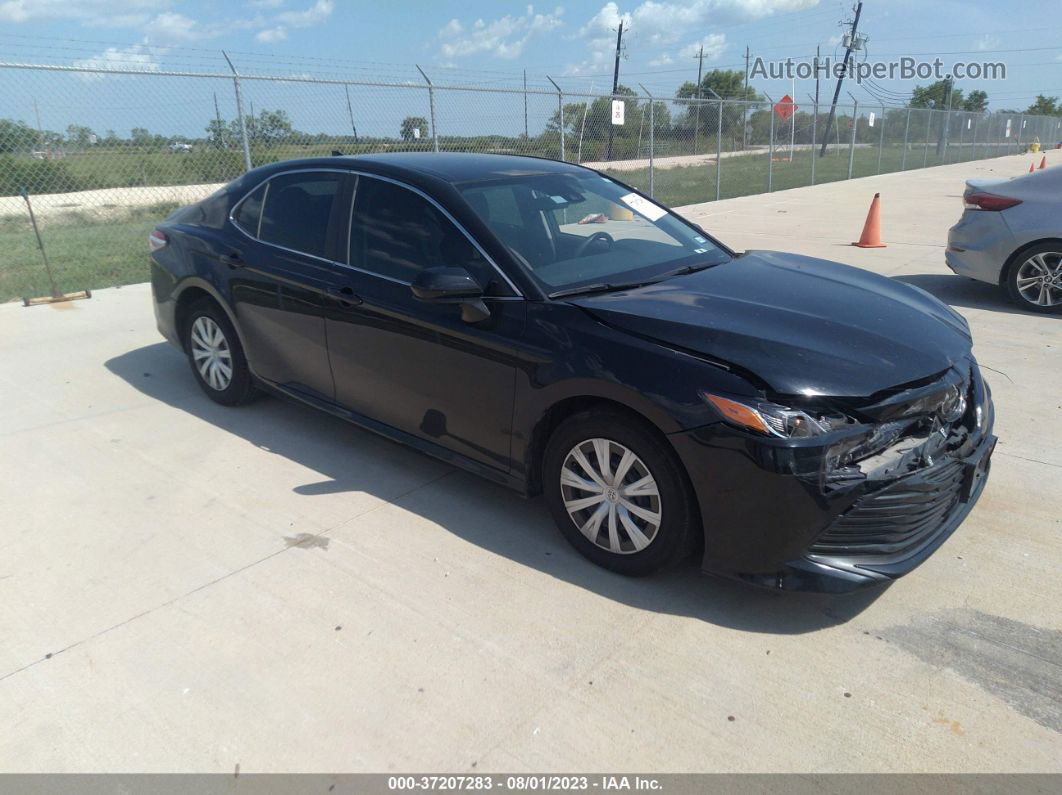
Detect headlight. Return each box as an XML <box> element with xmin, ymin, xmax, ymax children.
<box><xmin>703</xmin><ymin>393</ymin><xmax>856</xmax><ymax>439</ymax></box>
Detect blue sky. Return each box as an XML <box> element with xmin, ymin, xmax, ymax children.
<box><xmin>2</xmin><ymin>1</ymin><xmax>1061</xmax><ymax>138</ymax></box>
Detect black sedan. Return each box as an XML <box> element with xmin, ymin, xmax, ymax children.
<box><xmin>149</xmin><ymin>153</ymin><xmax>995</xmax><ymax>592</ymax></box>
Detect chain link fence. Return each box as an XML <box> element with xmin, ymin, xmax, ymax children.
<box><xmin>3</xmin><ymin>60</ymin><xmax>1061</xmax><ymax>301</ymax></box>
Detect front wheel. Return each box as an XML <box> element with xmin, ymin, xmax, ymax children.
<box><xmin>1006</xmin><ymin>244</ymin><xmax>1062</xmax><ymax>313</ymax></box>
<box><xmin>543</xmin><ymin>408</ymin><xmax>699</xmax><ymax>576</ymax></box>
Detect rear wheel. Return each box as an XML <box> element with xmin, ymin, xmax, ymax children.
<box><xmin>183</xmin><ymin>300</ymin><xmax>258</xmax><ymax>406</ymax></box>
<box><xmin>543</xmin><ymin>408</ymin><xmax>698</xmax><ymax>576</ymax></box>
<box><xmin>1006</xmin><ymin>244</ymin><xmax>1062</xmax><ymax>313</ymax></box>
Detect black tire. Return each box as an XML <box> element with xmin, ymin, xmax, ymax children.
<box><xmin>183</xmin><ymin>299</ymin><xmax>258</xmax><ymax>406</ymax></box>
<box><xmin>543</xmin><ymin>407</ymin><xmax>699</xmax><ymax>576</ymax></box>
<box><xmin>1005</xmin><ymin>243</ymin><xmax>1062</xmax><ymax>314</ymax></box>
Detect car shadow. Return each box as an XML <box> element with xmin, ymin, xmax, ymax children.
<box><xmin>892</xmin><ymin>273</ymin><xmax>1031</xmax><ymax>316</ymax></box>
<box><xmin>105</xmin><ymin>343</ymin><xmax>891</xmax><ymax>635</ymax></box>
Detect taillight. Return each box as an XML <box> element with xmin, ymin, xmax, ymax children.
<box><xmin>148</xmin><ymin>229</ymin><xmax>168</xmax><ymax>251</ymax></box>
<box><xmin>963</xmin><ymin>192</ymin><xmax>1022</xmax><ymax>211</ymax></box>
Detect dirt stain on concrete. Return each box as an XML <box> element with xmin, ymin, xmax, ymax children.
<box><xmin>932</xmin><ymin>711</ymin><xmax>965</xmax><ymax>735</ymax></box>
<box><xmin>882</xmin><ymin>608</ymin><xmax>1062</xmax><ymax>734</ymax></box>
<box><xmin>283</xmin><ymin>532</ymin><xmax>330</xmax><ymax>550</ymax></box>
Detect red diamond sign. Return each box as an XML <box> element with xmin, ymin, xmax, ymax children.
<box><xmin>774</xmin><ymin>95</ymin><xmax>797</xmax><ymax>121</ymax></box>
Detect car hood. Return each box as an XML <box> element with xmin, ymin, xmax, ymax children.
<box><xmin>567</xmin><ymin>250</ymin><xmax>972</xmax><ymax>398</ymax></box>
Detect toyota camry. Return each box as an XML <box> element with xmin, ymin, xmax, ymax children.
<box><xmin>149</xmin><ymin>153</ymin><xmax>996</xmax><ymax>592</ymax></box>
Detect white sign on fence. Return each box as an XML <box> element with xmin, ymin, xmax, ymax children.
<box><xmin>1006</xmin><ymin>119</ymin><xmax>1012</xmax><ymax>137</ymax></box>
<box><xmin>611</xmin><ymin>100</ymin><xmax>625</xmax><ymax>125</ymax></box>
<box><xmin>967</xmin><ymin>118</ymin><xmax>972</xmax><ymax>129</ymax></box>
<box><xmin>413</xmin><ymin>127</ymin><xmax>421</xmax><ymax>139</ymax></box>
<box><xmin>868</xmin><ymin>112</ymin><xmax>875</xmax><ymax>128</ymax></box>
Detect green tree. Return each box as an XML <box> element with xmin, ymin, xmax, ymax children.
<box><xmin>962</xmin><ymin>90</ymin><xmax>988</xmax><ymax>112</ymax></box>
<box><xmin>910</xmin><ymin>80</ymin><xmax>962</xmax><ymax>110</ymax></box>
<box><xmin>130</xmin><ymin>127</ymin><xmax>153</xmax><ymax>147</ymax></box>
<box><xmin>65</xmin><ymin>124</ymin><xmax>96</xmax><ymax>147</ymax></box>
<box><xmin>401</xmin><ymin>116</ymin><xmax>429</xmax><ymax>141</ymax></box>
<box><xmin>1026</xmin><ymin>95</ymin><xmax>1059</xmax><ymax>116</ymax></box>
<box><xmin>0</xmin><ymin>118</ymin><xmax>39</xmax><ymax>153</ymax></box>
<box><xmin>676</xmin><ymin>70</ymin><xmax>763</xmax><ymax>147</ymax></box>
<box><xmin>255</xmin><ymin>109</ymin><xmax>295</xmax><ymax>144</ymax></box>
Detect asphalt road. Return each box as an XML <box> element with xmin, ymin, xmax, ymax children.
<box><xmin>1</xmin><ymin>152</ymin><xmax>1059</xmax><ymax>772</ymax></box>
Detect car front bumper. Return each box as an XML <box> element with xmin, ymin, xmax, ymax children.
<box><xmin>668</xmin><ymin>370</ymin><xmax>996</xmax><ymax>593</ymax></box>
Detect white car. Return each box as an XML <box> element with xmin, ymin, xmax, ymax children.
<box><xmin>168</xmin><ymin>142</ymin><xmax>193</xmax><ymax>153</ymax></box>
<box><xmin>946</xmin><ymin>167</ymin><xmax>1062</xmax><ymax>313</ymax></box>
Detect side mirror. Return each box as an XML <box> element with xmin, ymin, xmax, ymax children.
<box><xmin>410</xmin><ymin>267</ymin><xmax>490</xmax><ymax>323</ymax></box>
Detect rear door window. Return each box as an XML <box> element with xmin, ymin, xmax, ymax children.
<box><xmin>232</xmin><ymin>183</ymin><xmax>266</xmax><ymax>236</ymax></box>
<box><xmin>258</xmin><ymin>171</ymin><xmax>346</xmax><ymax>261</ymax></box>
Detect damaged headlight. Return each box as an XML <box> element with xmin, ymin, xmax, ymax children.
<box><xmin>703</xmin><ymin>393</ymin><xmax>857</xmax><ymax>439</ymax></box>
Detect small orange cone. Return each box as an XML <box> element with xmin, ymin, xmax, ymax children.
<box><xmin>1039</xmin><ymin>155</ymin><xmax>1047</xmax><ymax>169</ymax></box>
<box><xmin>852</xmin><ymin>193</ymin><xmax>886</xmax><ymax>249</ymax></box>
<box><xmin>1029</xmin><ymin>162</ymin><xmax>1035</xmax><ymax>173</ymax></box>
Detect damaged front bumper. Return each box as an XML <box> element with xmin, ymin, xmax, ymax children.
<box><xmin>669</xmin><ymin>362</ymin><xmax>996</xmax><ymax>592</ymax></box>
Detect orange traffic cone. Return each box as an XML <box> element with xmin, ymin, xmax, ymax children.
<box><xmin>852</xmin><ymin>193</ymin><xmax>886</xmax><ymax>249</ymax></box>
<box><xmin>1029</xmin><ymin>162</ymin><xmax>1035</xmax><ymax>173</ymax></box>
<box><xmin>1039</xmin><ymin>155</ymin><xmax>1047</xmax><ymax>169</ymax></box>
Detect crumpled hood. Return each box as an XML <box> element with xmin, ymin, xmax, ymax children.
<box><xmin>568</xmin><ymin>250</ymin><xmax>972</xmax><ymax>397</ymax></box>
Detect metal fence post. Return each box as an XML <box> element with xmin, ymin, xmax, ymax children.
<box><xmin>704</xmin><ymin>87</ymin><xmax>723</xmax><ymax>202</ymax></box>
<box><xmin>957</xmin><ymin>111</ymin><xmax>965</xmax><ymax>161</ymax></box>
<box><xmin>222</xmin><ymin>51</ymin><xmax>252</xmax><ymax>172</ymax></box>
<box><xmin>547</xmin><ymin>76</ymin><xmax>565</xmax><ymax>161</ymax></box>
<box><xmin>765</xmin><ymin>93</ymin><xmax>774</xmax><ymax>193</ymax></box>
<box><xmin>901</xmin><ymin>107</ymin><xmax>911</xmax><ymax>170</ymax></box>
<box><xmin>638</xmin><ymin>84</ymin><xmax>655</xmax><ymax>197</ymax></box>
<box><xmin>922</xmin><ymin>110</ymin><xmax>931</xmax><ymax>167</ymax></box>
<box><xmin>877</xmin><ymin>104</ymin><xmax>885</xmax><ymax>174</ymax></box>
<box><xmin>415</xmin><ymin>65</ymin><xmax>439</xmax><ymax>153</ymax></box>
<box><xmin>807</xmin><ymin>95</ymin><xmax>817</xmax><ymax>185</ymax></box>
<box><xmin>847</xmin><ymin>96</ymin><xmax>858</xmax><ymax>180</ymax></box>
<box><xmin>1016</xmin><ymin>113</ymin><xmax>1024</xmax><ymax>150</ymax></box>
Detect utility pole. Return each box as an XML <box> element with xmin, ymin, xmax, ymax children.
<box><xmin>693</xmin><ymin>44</ymin><xmax>704</xmax><ymax>155</ymax></box>
<box><xmin>814</xmin><ymin>44</ymin><xmax>821</xmax><ymax>105</ymax></box>
<box><xmin>344</xmin><ymin>84</ymin><xmax>359</xmax><ymax>144</ymax></box>
<box><xmin>605</xmin><ymin>19</ymin><xmax>624</xmax><ymax>161</ymax></box>
<box><xmin>213</xmin><ymin>92</ymin><xmax>224</xmax><ymax>148</ymax></box>
<box><xmin>936</xmin><ymin>76</ymin><xmax>952</xmax><ymax>157</ymax></box>
<box><xmin>819</xmin><ymin>0</ymin><xmax>863</xmax><ymax>157</ymax></box>
<box><xmin>523</xmin><ymin>69</ymin><xmax>529</xmax><ymax>138</ymax></box>
<box><xmin>742</xmin><ymin>45</ymin><xmax>750</xmax><ymax>149</ymax></box>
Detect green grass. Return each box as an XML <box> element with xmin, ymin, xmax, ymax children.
<box><xmin>0</xmin><ymin>142</ymin><xmax>996</xmax><ymax>302</ymax></box>
<box><xmin>0</xmin><ymin>204</ymin><xmax>175</xmax><ymax>302</ymax></box>
<box><xmin>604</xmin><ymin>143</ymin><xmax>973</xmax><ymax>207</ymax></box>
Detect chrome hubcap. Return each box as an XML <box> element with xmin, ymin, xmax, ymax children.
<box><xmin>560</xmin><ymin>438</ymin><xmax>661</xmax><ymax>555</ymax></box>
<box><xmin>1016</xmin><ymin>252</ymin><xmax>1062</xmax><ymax>307</ymax></box>
<box><xmin>190</xmin><ymin>316</ymin><xmax>233</xmax><ymax>391</ymax></box>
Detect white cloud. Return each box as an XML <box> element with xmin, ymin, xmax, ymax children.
<box><xmin>73</xmin><ymin>43</ymin><xmax>162</xmax><ymax>78</ymax></box>
<box><xmin>678</xmin><ymin>33</ymin><xmax>727</xmax><ymax>61</ymax></box>
<box><xmin>975</xmin><ymin>34</ymin><xmax>1000</xmax><ymax>51</ymax></box>
<box><xmin>147</xmin><ymin>12</ymin><xmax>202</xmax><ymax>43</ymax></box>
<box><xmin>568</xmin><ymin>0</ymin><xmax>818</xmax><ymax>74</ymax></box>
<box><xmin>275</xmin><ymin>0</ymin><xmax>332</xmax><ymax>27</ymax></box>
<box><xmin>256</xmin><ymin>26</ymin><xmax>288</xmax><ymax>43</ymax></box>
<box><xmin>437</xmin><ymin>5</ymin><xmax>565</xmax><ymax>60</ymax></box>
<box><xmin>1</xmin><ymin>0</ymin><xmax>333</xmax><ymax>46</ymax></box>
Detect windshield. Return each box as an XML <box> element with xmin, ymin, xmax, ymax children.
<box><xmin>459</xmin><ymin>172</ymin><xmax>730</xmax><ymax>295</ymax></box>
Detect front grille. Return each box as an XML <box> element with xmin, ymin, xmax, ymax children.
<box><xmin>810</xmin><ymin>459</ymin><xmax>966</xmax><ymax>559</ymax></box>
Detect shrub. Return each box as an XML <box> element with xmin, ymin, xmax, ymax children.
<box><xmin>0</xmin><ymin>156</ymin><xmax>86</xmax><ymax>197</ymax></box>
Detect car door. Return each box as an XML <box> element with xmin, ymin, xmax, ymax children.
<box><xmin>228</xmin><ymin>169</ymin><xmax>354</xmax><ymax>402</ymax></box>
<box><xmin>323</xmin><ymin>174</ymin><xmax>525</xmax><ymax>472</ymax></box>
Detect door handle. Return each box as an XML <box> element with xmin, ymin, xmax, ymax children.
<box><xmin>326</xmin><ymin>285</ymin><xmax>362</xmax><ymax>306</ymax></box>
<box><xmin>220</xmin><ymin>252</ymin><xmax>243</xmax><ymax>268</ymax></box>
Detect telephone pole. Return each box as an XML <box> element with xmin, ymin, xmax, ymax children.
<box><xmin>213</xmin><ymin>92</ymin><xmax>224</xmax><ymax>148</ymax></box>
<box><xmin>814</xmin><ymin>44</ymin><xmax>821</xmax><ymax>105</ymax></box>
<box><xmin>819</xmin><ymin>1</ymin><xmax>863</xmax><ymax>157</ymax></box>
<box><xmin>742</xmin><ymin>45</ymin><xmax>750</xmax><ymax>149</ymax></box>
<box><xmin>605</xmin><ymin>18</ymin><xmax>624</xmax><ymax>161</ymax></box>
<box><xmin>693</xmin><ymin>44</ymin><xmax>704</xmax><ymax>155</ymax></box>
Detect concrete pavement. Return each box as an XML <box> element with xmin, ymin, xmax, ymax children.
<box><xmin>1</xmin><ymin>152</ymin><xmax>1059</xmax><ymax>772</ymax></box>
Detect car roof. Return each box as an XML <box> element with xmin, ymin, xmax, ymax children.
<box><xmin>257</xmin><ymin>152</ymin><xmax>591</xmax><ymax>185</ymax></box>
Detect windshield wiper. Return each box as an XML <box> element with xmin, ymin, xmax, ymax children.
<box><xmin>548</xmin><ymin>283</ymin><xmax>638</xmax><ymax>298</ymax></box>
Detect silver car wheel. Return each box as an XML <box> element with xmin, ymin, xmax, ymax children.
<box><xmin>560</xmin><ymin>438</ymin><xmax>661</xmax><ymax>555</ymax></box>
<box><xmin>190</xmin><ymin>316</ymin><xmax>233</xmax><ymax>391</ymax></box>
<box><xmin>1015</xmin><ymin>252</ymin><xmax>1062</xmax><ymax>307</ymax></box>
